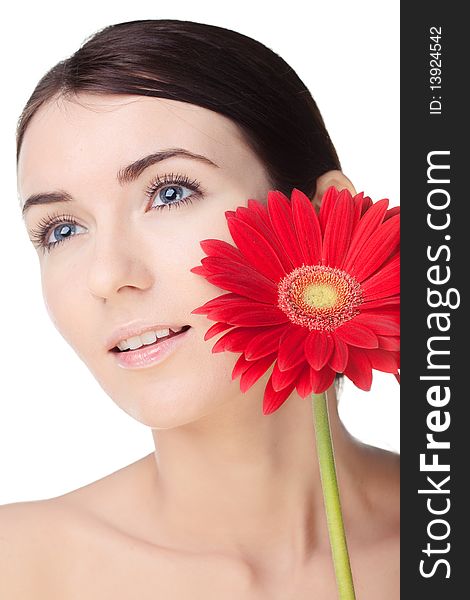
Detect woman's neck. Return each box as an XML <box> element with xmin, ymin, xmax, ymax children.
<box><xmin>148</xmin><ymin>378</ymin><xmax>368</xmax><ymax>571</ymax></box>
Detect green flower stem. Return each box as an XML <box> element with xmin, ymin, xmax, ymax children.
<box><xmin>312</xmin><ymin>392</ymin><xmax>356</xmax><ymax>599</ymax></box>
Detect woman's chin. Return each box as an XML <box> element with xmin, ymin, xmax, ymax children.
<box><xmin>113</xmin><ymin>392</ymin><xmax>219</xmax><ymax>430</ymax></box>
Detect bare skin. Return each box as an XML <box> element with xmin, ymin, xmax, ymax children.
<box><xmin>0</xmin><ymin>424</ymin><xmax>399</xmax><ymax>599</ymax></box>
<box><xmin>2</xmin><ymin>93</ymin><xmax>399</xmax><ymax>598</ymax></box>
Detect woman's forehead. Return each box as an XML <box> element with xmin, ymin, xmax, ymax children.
<box><xmin>17</xmin><ymin>94</ymin><xmax>258</xmax><ymax>199</ymax></box>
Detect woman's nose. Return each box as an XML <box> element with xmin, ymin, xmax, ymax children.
<box><xmin>86</xmin><ymin>224</ymin><xmax>154</xmax><ymax>300</ymax></box>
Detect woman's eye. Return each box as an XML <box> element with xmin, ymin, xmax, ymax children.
<box><xmin>46</xmin><ymin>222</ymin><xmax>86</xmax><ymax>247</ymax></box>
<box><xmin>145</xmin><ymin>172</ymin><xmax>203</xmax><ymax>211</ymax></box>
<box><xmin>149</xmin><ymin>184</ymin><xmax>195</xmax><ymax>210</ymax></box>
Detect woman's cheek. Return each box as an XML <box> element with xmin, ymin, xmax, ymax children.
<box><xmin>40</xmin><ymin>266</ymin><xmax>91</xmax><ymax>357</ymax></box>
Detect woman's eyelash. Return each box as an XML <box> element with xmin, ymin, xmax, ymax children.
<box><xmin>29</xmin><ymin>172</ymin><xmax>203</xmax><ymax>253</ymax></box>
<box><xmin>144</xmin><ymin>172</ymin><xmax>203</xmax><ymax>209</ymax></box>
<box><xmin>29</xmin><ymin>212</ymin><xmax>80</xmax><ymax>254</ymax></box>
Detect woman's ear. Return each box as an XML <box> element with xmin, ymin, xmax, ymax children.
<box><xmin>312</xmin><ymin>170</ymin><xmax>357</xmax><ymax>209</ymax></box>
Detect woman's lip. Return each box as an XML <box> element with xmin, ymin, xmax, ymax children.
<box><xmin>110</xmin><ymin>327</ymin><xmax>191</xmax><ymax>369</ymax></box>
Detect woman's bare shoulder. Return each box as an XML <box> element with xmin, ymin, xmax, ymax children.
<box><xmin>0</xmin><ymin>480</ymin><xmax>109</xmax><ymax>557</ymax></box>
<box><xmin>1</xmin><ymin>451</ymin><xmax>156</xmax><ymax>532</ymax></box>
<box><xmin>53</xmin><ymin>452</ymin><xmax>159</xmax><ymax>533</ymax></box>
<box><xmin>0</xmin><ymin>498</ymin><xmax>72</xmax><ymax>598</ymax></box>
<box><xmin>0</xmin><ymin>454</ymin><xmax>158</xmax><ymax>597</ymax></box>
<box><xmin>0</xmin><ymin>497</ymin><xmax>71</xmax><ymax>551</ymax></box>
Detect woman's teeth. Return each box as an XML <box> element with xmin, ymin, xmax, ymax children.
<box><xmin>116</xmin><ymin>326</ymin><xmax>187</xmax><ymax>352</ymax></box>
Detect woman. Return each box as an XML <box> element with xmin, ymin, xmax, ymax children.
<box><xmin>2</xmin><ymin>19</ymin><xmax>399</xmax><ymax>598</ymax></box>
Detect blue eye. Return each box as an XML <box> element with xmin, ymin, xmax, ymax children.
<box><xmin>49</xmin><ymin>222</ymin><xmax>82</xmax><ymax>244</ymax></box>
<box><xmin>29</xmin><ymin>213</ymin><xmax>86</xmax><ymax>254</ymax></box>
<box><xmin>154</xmin><ymin>185</ymin><xmax>189</xmax><ymax>207</ymax></box>
<box><xmin>145</xmin><ymin>172</ymin><xmax>202</xmax><ymax>211</ymax></box>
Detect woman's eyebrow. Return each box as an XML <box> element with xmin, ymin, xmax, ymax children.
<box><xmin>116</xmin><ymin>148</ymin><xmax>219</xmax><ymax>185</ymax></box>
<box><xmin>21</xmin><ymin>147</ymin><xmax>219</xmax><ymax>218</ymax></box>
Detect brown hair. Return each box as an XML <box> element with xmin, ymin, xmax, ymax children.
<box><xmin>16</xmin><ymin>18</ymin><xmax>341</xmax><ymax>200</ymax></box>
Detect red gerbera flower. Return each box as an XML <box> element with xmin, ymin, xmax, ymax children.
<box><xmin>190</xmin><ymin>186</ymin><xmax>400</xmax><ymax>415</ymax></box>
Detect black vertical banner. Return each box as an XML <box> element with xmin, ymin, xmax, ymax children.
<box><xmin>401</xmin><ymin>3</ymin><xmax>466</xmax><ymax>598</ymax></box>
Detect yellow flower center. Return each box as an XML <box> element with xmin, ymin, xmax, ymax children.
<box><xmin>303</xmin><ymin>284</ymin><xmax>338</xmax><ymax>308</ymax></box>
<box><xmin>277</xmin><ymin>265</ymin><xmax>363</xmax><ymax>332</ymax></box>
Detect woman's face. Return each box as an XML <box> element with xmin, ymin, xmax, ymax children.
<box><xmin>17</xmin><ymin>93</ymin><xmax>273</xmax><ymax>428</ymax></box>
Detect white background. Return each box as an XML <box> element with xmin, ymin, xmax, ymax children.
<box><xmin>0</xmin><ymin>0</ymin><xmax>399</xmax><ymax>504</ymax></box>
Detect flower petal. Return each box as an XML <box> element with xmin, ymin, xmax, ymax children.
<box><xmin>343</xmin><ymin>198</ymin><xmax>389</xmax><ymax>272</ymax></box>
<box><xmin>191</xmin><ymin>292</ymin><xmax>245</xmax><ymax>315</ymax></box>
<box><xmin>206</xmin><ymin>273</ymin><xmax>276</xmax><ymax>304</ymax></box>
<box><xmin>361</xmin><ymin>296</ymin><xmax>400</xmax><ymax>310</ymax></box>
<box><xmin>367</xmin><ymin>348</ymin><xmax>400</xmax><ymax>373</ymax></box>
<box><xmin>304</xmin><ymin>331</ymin><xmax>334</xmax><ymax>370</ymax></box>
<box><xmin>319</xmin><ymin>186</ymin><xmax>340</xmax><ymax>233</ymax></box>
<box><xmin>263</xmin><ymin>375</ymin><xmax>297</xmax><ymax>414</ymax></box>
<box><xmin>247</xmin><ymin>198</ymin><xmax>271</xmax><ymax>228</ymax></box>
<box><xmin>200</xmin><ymin>299</ymin><xmax>289</xmax><ymax>327</ymax></box>
<box><xmin>335</xmin><ymin>321</ymin><xmax>379</xmax><ymax>349</ymax></box>
<box><xmin>296</xmin><ymin>363</ymin><xmax>314</xmax><ymax>398</ymax></box>
<box><xmin>310</xmin><ymin>365</ymin><xmax>336</xmax><ymax>394</ymax></box>
<box><xmin>277</xmin><ymin>326</ymin><xmax>309</xmax><ymax>371</ymax></box>
<box><xmin>329</xmin><ymin>335</ymin><xmax>349</xmax><ymax>372</ymax></box>
<box><xmin>198</xmin><ymin>255</ymin><xmax>247</xmax><ymax>275</ymax></box>
<box><xmin>231</xmin><ymin>353</ymin><xmax>253</xmax><ymax>380</ymax></box>
<box><xmin>321</xmin><ymin>189</ymin><xmax>355</xmax><ymax>268</ymax></box>
<box><xmin>199</xmin><ymin>238</ymin><xmax>247</xmax><ymax>264</ymax></box>
<box><xmin>344</xmin><ymin>346</ymin><xmax>373</xmax><ymax>390</ymax></box>
<box><xmin>211</xmin><ymin>326</ymin><xmax>268</xmax><ymax>353</ymax></box>
<box><xmin>235</xmin><ymin>203</ymin><xmax>294</xmax><ymax>272</ymax></box>
<box><xmin>377</xmin><ymin>335</ymin><xmax>400</xmax><ymax>351</ymax></box>
<box><xmin>272</xmin><ymin>360</ymin><xmax>305</xmax><ymax>391</ymax></box>
<box><xmin>361</xmin><ymin>254</ymin><xmax>400</xmax><ymax>302</ymax></box>
<box><xmin>202</xmin><ymin>257</ymin><xmax>278</xmax><ymax>303</ymax></box>
<box><xmin>267</xmin><ymin>191</ymin><xmax>305</xmax><ymax>266</ymax></box>
<box><xmin>204</xmin><ymin>321</ymin><xmax>233</xmax><ymax>341</ymax></box>
<box><xmin>244</xmin><ymin>323</ymin><xmax>289</xmax><ymax>359</ymax></box>
<box><xmin>349</xmin><ymin>214</ymin><xmax>400</xmax><ymax>282</ymax></box>
<box><xmin>351</xmin><ymin>191</ymin><xmax>365</xmax><ymax>227</ymax></box>
<box><xmin>190</xmin><ymin>265</ymin><xmax>208</xmax><ymax>276</ymax></box>
<box><xmin>227</xmin><ymin>216</ymin><xmax>287</xmax><ymax>281</ymax></box>
<box><xmin>353</xmin><ymin>311</ymin><xmax>399</xmax><ymax>336</ymax></box>
<box><xmin>355</xmin><ymin>192</ymin><xmax>373</xmax><ymax>219</ymax></box>
<box><xmin>240</xmin><ymin>353</ymin><xmax>277</xmax><ymax>392</ymax></box>
<box><xmin>384</xmin><ymin>206</ymin><xmax>400</xmax><ymax>220</ymax></box>
<box><xmin>363</xmin><ymin>307</ymin><xmax>400</xmax><ymax>318</ymax></box>
<box><xmin>291</xmin><ymin>188</ymin><xmax>322</xmax><ymax>265</ymax></box>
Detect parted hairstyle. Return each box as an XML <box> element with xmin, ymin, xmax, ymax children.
<box><xmin>16</xmin><ymin>19</ymin><xmax>341</xmax><ymax>192</ymax></box>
